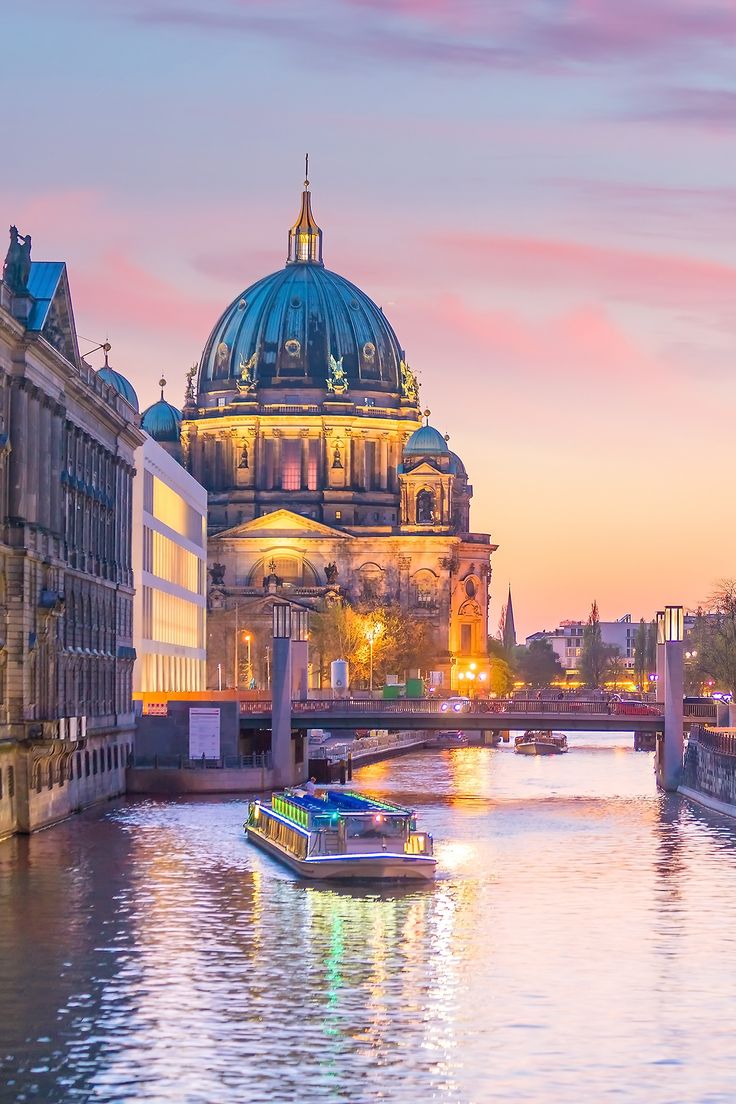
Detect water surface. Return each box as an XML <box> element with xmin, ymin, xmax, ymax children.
<box><xmin>2</xmin><ymin>734</ymin><xmax>736</xmax><ymax>1103</ymax></box>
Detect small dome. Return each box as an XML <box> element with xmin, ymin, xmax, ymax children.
<box><xmin>142</xmin><ymin>382</ymin><xmax>182</xmax><ymax>443</ymax></box>
<box><xmin>404</xmin><ymin>424</ymin><xmax>449</xmax><ymax>456</ymax></box>
<box><xmin>448</xmin><ymin>450</ymin><xmax>467</xmax><ymax>477</ymax></box>
<box><xmin>98</xmin><ymin>363</ymin><xmax>139</xmax><ymax>412</ymax></box>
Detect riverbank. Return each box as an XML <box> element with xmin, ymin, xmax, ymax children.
<box><xmin>680</xmin><ymin>727</ymin><xmax>736</xmax><ymax>819</ymax></box>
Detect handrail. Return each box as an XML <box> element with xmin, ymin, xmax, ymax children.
<box><xmin>690</xmin><ymin>726</ymin><xmax>736</xmax><ymax>757</ymax></box>
<box><xmin>239</xmin><ymin>697</ymin><xmax>665</xmax><ymax>717</ymax></box>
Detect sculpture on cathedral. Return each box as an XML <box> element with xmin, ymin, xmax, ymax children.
<box><xmin>324</xmin><ymin>562</ymin><xmax>339</xmax><ymax>585</ymax></box>
<box><xmin>400</xmin><ymin>359</ymin><xmax>419</xmax><ymax>404</ymax></box>
<box><xmin>238</xmin><ymin>440</ymin><xmax>249</xmax><ymax>469</ymax></box>
<box><xmin>326</xmin><ymin>354</ymin><xmax>348</xmax><ymax>395</ymax></box>
<box><xmin>236</xmin><ymin>351</ymin><xmax>258</xmax><ymax>394</ymax></box>
<box><xmin>3</xmin><ymin>226</ymin><xmax>32</xmax><ymax>296</ymax></box>
<box><xmin>184</xmin><ymin>363</ymin><xmax>197</xmax><ymax>407</ymax></box>
<box><xmin>209</xmin><ymin>562</ymin><xmax>226</xmax><ymax>587</ymax></box>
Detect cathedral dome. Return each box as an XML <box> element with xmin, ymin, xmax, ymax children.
<box><xmin>98</xmin><ymin>358</ymin><xmax>139</xmax><ymax>412</ymax></box>
<box><xmin>141</xmin><ymin>379</ymin><xmax>182</xmax><ymax>442</ymax></box>
<box><xmin>196</xmin><ymin>180</ymin><xmax>412</xmax><ymax>402</ymax></box>
<box><xmin>404</xmin><ymin>422</ymin><xmax>449</xmax><ymax>456</ymax></box>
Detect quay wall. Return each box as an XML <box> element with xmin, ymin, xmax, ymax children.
<box><xmin>0</xmin><ymin>730</ymin><xmax>134</xmax><ymax>839</ymax></box>
<box><xmin>680</xmin><ymin>733</ymin><xmax>736</xmax><ymax>817</ymax></box>
<box><xmin>126</xmin><ymin>765</ymin><xmax>275</xmax><ymax>795</ymax></box>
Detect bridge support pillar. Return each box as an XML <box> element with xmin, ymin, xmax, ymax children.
<box><xmin>272</xmin><ymin>603</ymin><xmax>295</xmax><ymax>787</ymax></box>
<box><xmin>656</xmin><ymin>606</ymin><xmax>684</xmax><ymax>792</ymax></box>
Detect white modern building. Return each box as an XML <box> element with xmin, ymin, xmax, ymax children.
<box><xmin>527</xmin><ymin>614</ymin><xmax>641</xmax><ymax>674</ymax></box>
<box><xmin>132</xmin><ymin>429</ymin><xmax>207</xmax><ymax>693</ymax></box>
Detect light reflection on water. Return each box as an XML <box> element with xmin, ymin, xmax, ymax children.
<box><xmin>2</xmin><ymin>734</ymin><xmax>736</xmax><ymax>1102</ymax></box>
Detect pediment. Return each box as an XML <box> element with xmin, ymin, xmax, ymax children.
<box><xmin>215</xmin><ymin>508</ymin><xmax>353</xmax><ymax>541</ymax></box>
<box><xmin>27</xmin><ymin>262</ymin><xmax>80</xmax><ymax>368</ymax></box>
<box><xmin>401</xmin><ymin>461</ymin><xmax>449</xmax><ymax>477</ymax></box>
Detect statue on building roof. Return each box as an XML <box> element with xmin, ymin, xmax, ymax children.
<box><xmin>324</xmin><ymin>562</ymin><xmax>339</xmax><ymax>584</ymax></box>
<box><xmin>400</xmin><ymin>360</ymin><xmax>419</xmax><ymax>404</ymax></box>
<box><xmin>184</xmin><ymin>363</ymin><xmax>197</xmax><ymax>407</ymax></box>
<box><xmin>209</xmin><ymin>562</ymin><xmax>226</xmax><ymax>587</ymax></box>
<box><xmin>3</xmin><ymin>225</ymin><xmax>32</xmax><ymax>296</ymax></box>
<box><xmin>236</xmin><ymin>351</ymin><xmax>258</xmax><ymax>394</ymax></box>
<box><xmin>326</xmin><ymin>354</ymin><xmax>349</xmax><ymax>395</ymax></box>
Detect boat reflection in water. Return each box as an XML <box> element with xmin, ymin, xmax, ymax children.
<box><xmin>245</xmin><ymin>788</ymin><xmax>436</xmax><ymax>880</ymax></box>
<box><xmin>514</xmin><ymin>730</ymin><xmax>568</xmax><ymax>756</ymax></box>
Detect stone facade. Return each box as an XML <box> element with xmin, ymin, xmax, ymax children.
<box><xmin>0</xmin><ymin>230</ymin><xmax>144</xmax><ymax>836</ymax></box>
<box><xmin>173</xmin><ymin>185</ymin><xmax>497</xmax><ymax>692</ymax></box>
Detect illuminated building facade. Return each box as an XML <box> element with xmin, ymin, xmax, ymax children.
<box><xmin>132</xmin><ymin>426</ymin><xmax>207</xmax><ymax>694</ymax></box>
<box><xmin>0</xmin><ymin>228</ymin><xmax>143</xmax><ymax>837</ymax></box>
<box><xmin>172</xmin><ymin>181</ymin><xmax>496</xmax><ymax>689</ymax></box>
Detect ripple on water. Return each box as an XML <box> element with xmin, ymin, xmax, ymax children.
<box><xmin>2</xmin><ymin>743</ymin><xmax>736</xmax><ymax>1101</ymax></box>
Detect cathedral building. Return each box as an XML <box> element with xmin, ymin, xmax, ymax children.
<box><xmin>145</xmin><ymin>180</ymin><xmax>496</xmax><ymax>691</ymax></box>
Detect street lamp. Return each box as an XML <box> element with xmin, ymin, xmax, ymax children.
<box><xmin>365</xmin><ymin>620</ymin><xmax>384</xmax><ymax>692</ymax></box>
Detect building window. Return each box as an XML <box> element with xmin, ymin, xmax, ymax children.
<box><xmin>460</xmin><ymin>624</ymin><xmax>472</xmax><ymax>654</ymax></box>
<box><xmin>92</xmin><ymin>750</ymin><xmax>98</xmax><ymax>775</ymax></box>
<box><xmin>114</xmin><ymin>745</ymin><xmax>119</xmax><ymax>769</ymax></box>
<box><xmin>7</xmin><ymin>767</ymin><xmax>14</xmax><ymax>798</ymax></box>
<box><xmin>76</xmin><ymin>752</ymin><xmax>82</xmax><ymax>779</ymax></box>
<box><xmin>281</xmin><ymin>439</ymin><xmax>301</xmax><ymax>491</ymax></box>
<box><xmin>47</xmin><ymin>762</ymin><xmax>53</xmax><ymax>790</ymax></box>
<box><xmin>335</xmin><ymin>510</ymin><xmax>342</xmax><ymax>520</ymax></box>
<box><xmin>217</xmin><ymin>397</ymin><xmax>226</xmax><ymax>408</ymax></box>
<box><xmin>416</xmin><ymin>490</ymin><xmax>435</xmax><ymax>525</ymax></box>
<box><xmin>85</xmin><ymin>751</ymin><xmax>90</xmax><ymax>777</ymax></box>
<box><xmin>0</xmin><ymin>768</ymin><xmax>3</xmax><ymax>800</ymax></box>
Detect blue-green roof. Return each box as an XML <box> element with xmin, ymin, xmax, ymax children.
<box><xmin>141</xmin><ymin>398</ymin><xmax>182</xmax><ymax>442</ymax></box>
<box><xmin>98</xmin><ymin>365</ymin><xmax>139</xmax><ymax>412</ymax></box>
<box><xmin>404</xmin><ymin>424</ymin><xmax>449</xmax><ymax>456</ymax></box>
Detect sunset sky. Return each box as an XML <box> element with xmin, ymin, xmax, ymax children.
<box><xmin>2</xmin><ymin>0</ymin><xmax>735</xmax><ymax>636</ymax></box>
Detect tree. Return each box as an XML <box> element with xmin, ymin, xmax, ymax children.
<box><xmin>579</xmin><ymin>600</ymin><xmax>618</xmax><ymax>688</ymax></box>
<box><xmin>488</xmin><ymin>656</ymin><xmax>515</xmax><ymax>695</ymax></box>
<box><xmin>309</xmin><ymin>600</ymin><xmax>435</xmax><ymax>687</ymax></box>
<box><xmin>693</xmin><ymin>581</ymin><xmax>736</xmax><ymax>696</ymax></box>
<box><xmin>633</xmin><ymin>618</ymin><xmax>649</xmax><ymax>692</ymax></box>
<box><xmin>514</xmin><ymin>639</ymin><xmax>563</xmax><ymax>687</ymax></box>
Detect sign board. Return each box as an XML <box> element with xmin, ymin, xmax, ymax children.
<box><xmin>143</xmin><ymin>702</ymin><xmax>169</xmax><ymax>717</ymax></box>
<box><xmin>189</xmin><ymin>707</ymin><xmax>221</xmax><ymax>759</ymax></box>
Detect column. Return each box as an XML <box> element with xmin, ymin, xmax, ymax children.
<box><xmin>272</xmin><ymin>433</ymin><xmax>282</xmax><ymax>490</ymax></box>
<box><xmin>9</xmin><ymin>382</ymin><xmax>28</xmax><ymax>518</ymax></box>
<box><xmin>271</xmin><ymin>603</ymin><xmax>294</xmax><ymax>786</ymax></box>
<box><xmin>300</xmin><ymin>433</ymin><xmax>310</xmax><ymax>489</ymax></box>
<box><xmin>658</xmin><ymin>605</ymin><xmax>684</xmax><ymax>792</ymax></box>
<box><xmin>379</xmin><ymin>435</ymin><xmax>388</xmax><ymax>490</ymax></box>
<box><xmin>655</xmin><ymin>610</ymin><xmax>666</xmax><ymax>704</ymax></box>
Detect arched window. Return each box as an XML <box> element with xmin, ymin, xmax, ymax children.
<box><xmin>412</xmin><ymin>570</ymin><xmax>438</xmax><ymax>609</ymax></box>
<box><xmin>357</xmin><ymin>563</ymin><xmax>384</xmax><ymax>603</ymax></box>
<box><xmin>34</xmin><ymin>763</ymin><xmax>42</xmax><ymax>793</ymax></box>
<box><xmin>92</xmin><ymin>750</ymin><xmax>98</xmax><ymax>775</ymax></box>
<box><xmin>416</xmin><ymin>490</ymin><xmax>436</xmax><ymax>525</ymax></box>
<box><xmin>47</xmin><ymin>761</ymin><xmax>53</xmax><ymax>790</ymax></box>
<box><xmin>85</xmin><ymin>751</ymin><xmax>90</xmax><ymax>777</ymax></box>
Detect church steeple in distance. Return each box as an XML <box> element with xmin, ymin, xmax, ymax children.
<box><xmin>287</xmin><ymin>154</ymin><xmax>324</xmax><ymax>266</ymax></box>
<box><xmin>502</xmin><ymin>585</ymin><xmax>517</xmax><ymax>651</ymax></box>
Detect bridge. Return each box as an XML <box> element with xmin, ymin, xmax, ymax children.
<box><xmin>238</xmin><ymin>698</ymin><xmax>715</xmax><ymax>733</ymax></box>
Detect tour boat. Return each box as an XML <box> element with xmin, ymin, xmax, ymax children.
<box><xmin>514</xmin><ymin>731</ymin><xmax>568</xmax><ymax>756</ymax></box>
<box><xmin>245</xmin><ymin>789</ymin><xmax>436</xmax><ymax>881</ymax></box>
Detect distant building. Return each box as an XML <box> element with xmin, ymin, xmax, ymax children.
<box><xmin>131</xmin><ymin>425</ymin><xmax>207</xmax><ymax>694</ymax></box>
<box><xmin>527</xmin><ymin>614</ymin><xmax>641</xmax><ymax>675</ymax></box>
<box><xmin>0</xmin><ymin>227</ymin><xmax>144</xmax><ymax>837</ymax></box>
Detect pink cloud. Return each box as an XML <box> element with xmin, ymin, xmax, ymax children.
<box><xmin>437</xmin><ymin>233</ymin><xmax>736</xmax><ymax>313</ymax></box>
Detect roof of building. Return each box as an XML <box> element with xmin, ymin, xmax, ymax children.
<box><xmin>141</xmin><ymin>379</ymin><xmax>182</xmax><ymax>442</ymax></box>
<box><xmin>196</xmin><ymin>182</ymin><xmax>412</xmax><ymax>401</ymax></box>
<box><xmin>97</xmin><ymin>358</ymin><xmax>139</xmax><ymax>412</ymax></box>
<box><xmin>26</xmin><ymin>262</ymin><xmax>66</xmax><ymax>331</ymax></box>
<box><xmin>404</xmin><ymin>423</ymin><xmax>450</xmax><ymax>456</ymax></box>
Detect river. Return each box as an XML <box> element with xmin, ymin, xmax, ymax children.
<box><xmin>2</xmin><ymin>734</ymin><xmax>736</xmax><ymax>1103</ymax></box>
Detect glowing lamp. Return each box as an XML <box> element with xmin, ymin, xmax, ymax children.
<box><xmin>273</xmin><ymin>602</ymin><xmax>291</xmax><ymax>639</ymax></box>
<box><xmin>664</xmin><ymin>605</ymin><xmax>684</xmax><ymax>643</ymax></box>
<box><xmin>292</xmin><ymin>608</ymin><xmax>309</xmax><ymax>642</ymax></box>
<box><xmin>656</xmin><ymin>610</ymin><xmax>666</xmax><ymax>646</ymax></box>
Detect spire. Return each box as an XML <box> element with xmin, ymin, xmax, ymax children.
<box><xmin>159</xmin><ymin>376</ymin><xmax>167</xmax><ymax>400</ymax></box>
<box><xmin>502</xmin><ymin>586</ymin><xmax>517</xmax><ymax>651</ymax></box>
<box><xmin>287</xmin><ymin>154</ymin><xmax>323</xmax><ymax>266</ymax></box>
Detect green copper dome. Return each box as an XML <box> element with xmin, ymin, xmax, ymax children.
<box><xmin>97</xmin><ymin>360</ymin><xmax>139</xmax><ymax>412</ymax></box>
<box><xmin>141</xmin><ymin>379</ymin><xmax>182</xmax><ymax>442</ymax></box>
<box><xmin>404</xmin><ymin>424</ymin><xmax>449</xmax><ymax>456</ymax></box>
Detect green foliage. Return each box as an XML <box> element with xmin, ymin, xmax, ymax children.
<box><xmin>513</xmin><ymin>639</ymin><xmax>563</xmax><ymax>687</ymax></box>
<box><xmin>580</xmin><ymin>600</ymin><xmax>619</xmax><ymax>688</ymax></box>
<box><xmin>488</xmin><ymin>656</ymin><xmax>515</xmax><ymax>695</ymax></box>
<box><xmin>693</xmin><ymin>583</ymin><xmax>736</xmax><ymax>696</ymax></box>
<box><xmin>309</xmin><ymin>600</ymin><xmax>435</xmax><ymax>687</ymax></box>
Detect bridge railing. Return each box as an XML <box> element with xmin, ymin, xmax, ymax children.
<box><xmin>130</xmin><ymin>753</ymin><xmax>272</xmax><ymax>769</ymax></box>
<box><xmin>683</xmin><ymin>703</ymin><xmax>718</xmax><ymax>721</ymax></box>
<box><xmin>239</xmin><ymin>698</ymin><xmax>664</xmax><ymax>717</ymax></box>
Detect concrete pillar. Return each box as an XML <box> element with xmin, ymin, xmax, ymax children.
<box><xmin>291</xmin><ymin>640</ymin><xmax>309</xmax><ymax>700</ymax></box>
<box><xmin>379</xmin><ymin>435</ymin><xmax>388</xmax><ymax>490</ymax></box>
<box><xmin>271</xmin><ymin>634</ymin><xmax>293</xmax><ymax>787</ymax></box>
<box><xmin>655</xmin><ymin>610</ymin><xmax>666</xmax><ymax>704</ymax></box>
<box><xmin>661</xmin><ymin>639</ymin><xmax>684</xmax><ymax>791</ymax></box>
<box><xmin>272</xmin><ymin>435</ymin><xmax>282</xmax><ymax>490</ymax></box>
<box><xmin>300</xmin><ymin>434</ymin><xmax>310</xmax><ymax>489</ymax></box>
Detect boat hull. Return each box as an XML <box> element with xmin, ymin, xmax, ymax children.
<box><xmin>247</xmin><ymin>825</ymin><xmax>437</xmax><ymax>881</ymax></box>
<box><xmin>515</xmin><ymin>741</ymin><xmax>567</xmax><ymax>755</ymax></box>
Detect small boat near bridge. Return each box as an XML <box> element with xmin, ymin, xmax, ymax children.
<box><xmin>514</xmin><ymin>731</ymin><xmax>568</xmax><ymax>756</ymax></box>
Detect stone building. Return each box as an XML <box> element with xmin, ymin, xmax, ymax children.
<box><xmin>147</xmin><ymin>182</ymin><xmax>496</xmax><ymax>691</ymax></box>
<box><xmin>0</xmin><ymin>228</ymin><xmax>144</xmax><ymax>836</ymax></box>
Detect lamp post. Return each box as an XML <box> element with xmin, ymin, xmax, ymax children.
<box><xmin>365</xmin><ymin>621</ymin><xmax>383</xmax><ymax>693</ymax></box>
<box><xmin>658</xmin><ymin>604</ymin><xmax>684</xmax><ymax>792</ymax></box>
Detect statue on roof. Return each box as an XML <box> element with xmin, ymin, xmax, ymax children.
<box><xmin>3</xmin><ymin>226</ymin><xmax>32</xmax><ymax>296</ymax></box>
<box><xmin>400</xmin><ymin>360</ymin><xmax>419</xmax><ymax>404</ymax></box>
<box><xmin>184</xmin><ymin>363</ymin><xmax>197</xmax><ymax>407</ymax></box>
<box><xmin>236</xmin><ymin>351</ymin><xmax>258</xmax><ymax>395</ymax></box>
<box><xmin>326</xmin><ymin>354</ymin><xmax>348</xmax><ymax>395</ymax></box>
